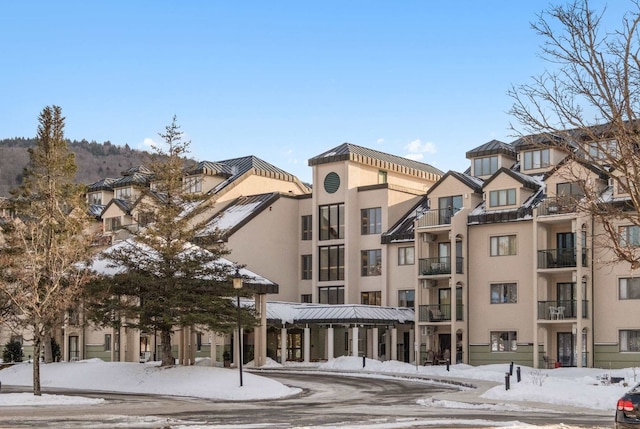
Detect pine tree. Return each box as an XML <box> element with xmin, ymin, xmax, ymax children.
<box><xmin>85</xmin><ymin>116</ymin><xmax>253</xmax><ymax>366</ymax></box>
<box><xmin>0</xmin><ymin>105</ymin><xmax>92</xmax><ymax>395</ymax></box>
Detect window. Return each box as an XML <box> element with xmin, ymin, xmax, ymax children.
<box><xmin>620</xmin><ymin>330</ymin><xmax>640</xmax><ymax>352</ymax></box>
<box><xmin>490</xmin><ymin>235</ymin><xmax>517</xmax><ymax>256</ymax></box>
<box><xmin>361</xmin><ymin>249</ymin><xmax>382</xmax><ymax>276</ymax></box>
<box><xmin>319</xmin><ymin>203</ymin><xmax>344</xmax><ymax>240</ymax></box>
<box><xmin>301</xmin><ymin>294</ymin><xmax>312</xmax><ymax>303</ymax></box>
<box><xmin>319</xmin><ymin>245</ymin><xmax>344</xmax><ymax>281</ymax></box>
<box><xmin>556</xmin><ymin>182</ymin><xmax>584</xmax><ymax>198</ymax></box>
<box><xmin>620</xmin><ymin>226</ymin><xmax>640</xmax><ymax>247</ymax></box>
<box><xmin>490</xmin><ymin>283</ymin><xmax>517</xmax><ymax>304</ymax></box>
<box><xmin>115</xmin><ymin>187</ymin><xmax>132</xmax><ymax>200</ymax></box>
<box><xmin>619</xmin><ymin>278</ymin><xmax>640</xmax><ymax>299</ymax></box>
<box><xmin>398</xmin><ymin>290</ymin><xmax>415</xmax><ymax>308</ymax></box>
<box><xmin>361</xmin><ymin>291</ymin><xmax>381</xmax><ymax>306</ymax></box>
<box><xmin>196</xmin><ymin>333</ymin><xmax>203</xmax><ymax>351</ymax></box>
<box><xmin>301</xmin><ymin>215</ymin><xmax>312</xmax><ymax>240</ymax></box>
<box><xmin>301</xmin><ymin>255</ymin><xmax>312</xmax><ymax>280</ymax></box>
<box><xmin>361</xmin><ymin>207</ymin><xmax>382</xmax><ymax>235</ymax></box>
<box><xmin>68</xmin><ymin>309</ymin><xmax>80</xmax><ymax>326</ymax></box>
<box><xmin>104</xmin><ymin>334</ymin><xmax>111</xmax><ymax>352</ymax></box>
<box><xmin>105</xmin><ymin>217</ymin><xmax>122</xmax><ymax>232</ymax></box>
<box><xmin>398</xmin><ymin>246</ymin><xmax>415</xmax><ymax>265</ymax></box>
<box><xmin>491</xmin><ymin>331</ymin><xmax>517</xmax><ymax>352</ymax></box>
<box><xmin>184</xmin><ymin>176</ymin><xmax>202</xmax><ymax>193</ymax></box>
<box><xmin>589</xmin><ymin>140</ymin><xmax>618</xmax><ymax>160</ymax></box>
<box><xmin>378</xmin><ymin>170</ymin><xmax>388</xmax><ymax>184</ymax></box>
<box><xmin>319</xmin><ymin>286</ymin><xmax>344</xmax><ymax>304</ymax></box>
<box><xmin>523</xmin><ymin>149</ymin><xmax>550</xmax><ymax>170</ymax></box>
<box><xmin>474</xmin><ymin>156</ymin><xmax>498</xmax><ymax>176</ymax></box>
<box><xmin>138</xmin><ymin>211</ymin><xmax>154</xmax><ymax>227</ymax></box>
<box><xmin>489</xmin><ymin>189</ymin><xmax>516</xmax><ymax>207</ymax></box>
<box><xmin>88</xmin><ymin>192</ymin><xmax>102</xmax><ymax>205</ymax></box>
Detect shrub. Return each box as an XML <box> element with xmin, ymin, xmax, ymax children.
<box><xmin>3</xmin><ymin>339</ymin><xmax>23</xmax><ymax>363</ymax></box>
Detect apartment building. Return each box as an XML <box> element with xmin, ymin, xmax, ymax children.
<box><xmin>3</xmin><ymin>131</ymin><xmax>639</xmax><ymax>370</ymax></box>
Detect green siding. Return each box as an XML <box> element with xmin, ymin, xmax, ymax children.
<box><xmin>85</xmin><ymin>344</ymin><xmax>111</xmax><ymax>361</ymax></box>
<box><xmin>594</xmin><ymin>344</ymin><xmax>640</xmax><ymax>369</ymax></box>
<box><xmin>469</xmin><ymin>344</ymin><xmax>534</xmax><ymax>367</ymax></box>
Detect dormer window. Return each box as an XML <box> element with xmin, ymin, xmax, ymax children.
<box><xmin>184</xmin><ymin>176</ymin><xmax>202</xmax><ymax>193</ymax></box>
<box><xmin>88</xmin><ymin>192</ymin><xmax>102</xmax><ymax>205</ymax></box>
<box><xmin>522</xmin><ymin>149</ymin><xmax>550</xmax><ymax>170</ymax></box>
<box><xmin>489</xmin><ymin>189</ymin><xmax>516</xmax><ymax>207</ymax></box>
<box><xmin>473</xmin><ymin>156</ymin><xmax>498</xmax><ymax>176</ymax></box>
<box><xmin>115</xmin><ymin>187</ymin><xmax>132</xmax><ymax>200</ymax></box>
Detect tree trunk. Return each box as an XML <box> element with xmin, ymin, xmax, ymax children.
<box><xmin>160</xmin><ymin>329</ymin><xmax>174</xmax><ymax>366</ymax></box>
<box><xmin>32</xmin><ymin>337</ymin><xmax>42</xmax><ymax>396</ymax></box>
<box><xmin>43</xmin><ymin>331</ymin><xmax>53</xmax><ymax>364</ymax></box>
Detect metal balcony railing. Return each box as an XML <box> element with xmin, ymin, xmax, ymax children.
<box><xmin>538</xmin><ymin>197</ymin><xmax>578</xmax><ymax>216</ymax></box>
<box><xmin>537</xmin><ymin>300</ymin><xmax>589</xmax><ymax>319</ymax></box>
<box><xmin>418</xmin><ymin>304</ymin><xmax>463</xmax><ymax>322</ymax></box>
<box><xmin>416</xmin><ymin>207</ymin><xmax>460</xmax><ymax>228</ymax></box>
<box><xmin>537</xmin><ymin>248</ymin><xmax>588</xmax><ymax>269</ymax></box>
<box><xmin>419</xmin><ymin>257</ymin><xmax>463</xmax><ymax>275</ymax></box>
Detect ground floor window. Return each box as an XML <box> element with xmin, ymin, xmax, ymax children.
<box><xmin>490</xmin><ymin>331</ymin><xmax>517</xmax><ymax>352</ymax></box>
<box><xmin>620</xmin><ymin>330</ymin><xmax>640</xmax><ymax>352</ymax></box>
<box><xmin>319</xmin><ymin>286</ymin><xmax>344</xmax><ymax>304</ymax></box>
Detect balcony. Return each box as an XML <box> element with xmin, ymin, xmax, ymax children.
<box><xmin>418</xmin><ymin>304</ymin><xmax>463</xmax><ymax>322</ymax></box>
<box><xmin>537</xmin><ymin>300</ymin><xmax>589</xmax><ymax>320</ymax></box>
<box><xmin>416</xmin><ymin>207</ymin><xmax>460</xmax><ymax>228</ymax></box>
<box><xmin>467</xmin><ymin>207</ymin><xmax>532</xmax><ymax>225</ymax></box>
<box><xmin>537</xmin><ymin>248</ymin><xmax>588</xmax><ymax>269</ymax></box>
<box><xmin>419</xmin><ymin>257</ymin><xmax>463</xmax><ymax>275</ymax></box>
<box><xmin>538</xmin><ymin>197</ymin><xmax>578</xmax><ymax>216</ymax></box>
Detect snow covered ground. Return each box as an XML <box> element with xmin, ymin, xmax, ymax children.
<box><xmin>0</xmin><ymin>356</ymin><xmax>633</xmax><ymax>413</ymax></box>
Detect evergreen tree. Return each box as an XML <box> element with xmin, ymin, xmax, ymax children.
<box><xmin>85</xmin><ymin>116</ymin><xmax>253</xmax><ymax>366</ymax></box>
<box><xmin>0</xmin><ymin>105</ymin><xmax>92</xmax><ymax>395</ymax></box>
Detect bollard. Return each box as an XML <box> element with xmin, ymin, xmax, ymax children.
<box><xmin>516</xmin><ymin>366</ymin><xmax>521</xmax><ymax>383</ymax></box>
<box><xmin>509</xmin><ymin>361</ymin><xmax>514</xmax><ymax>376</ymax></box>
<box><xmin>505</xmin><ymin>372</ymin><xmax>510</xmax><ymax>390</ymax></box>
<box><xmin>446</xmin><ymin>359</ymin><xmax>450</xmax><ymax>372</ymax></box>
<box><xmin>362</xmin><ymin>355</ymin><xmax>366</xmax><ymax>368</ymax></box>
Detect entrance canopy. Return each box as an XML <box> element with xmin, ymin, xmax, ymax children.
<box><xmin>265</xmin><ymin>302</ymin><xmax>414</xmax><ymax>327</ymax></box>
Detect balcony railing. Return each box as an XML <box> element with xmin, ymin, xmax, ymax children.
<box><xmin>416</xmin><ymin>207</ymin><xmax>460</xmax><ymax>228</ymax></box>
<box><xmin>419</xmin><ymin>257</ymin><xmax>463</xmax><ymax>275</ymax></box>
<box><xmin>538</xmin><ymin>197</ymin><xmax>578</xmax><ymax>216</ymax></box>
<box><xmin>467</xmin><ymin>207</ymin><xmax>533</xmax><ymax>224</ymax></box>
<box><xmin>537</xmin><ymin>248</ymin><xmax>588</xmax><ymax>269</ymax></box>
<box><xmin>537</xmin><ymin>300</ymin><xmax>589</xmax><ymax>320</ymax></box>
<box><xmin>418</xmin><ymin>304</ymin><xmax>463</xmax><ymax>322</ymax></box>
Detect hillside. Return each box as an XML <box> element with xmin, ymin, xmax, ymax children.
<box><xmin>0</xmin><ymin>138</ymin><xmax>155</xmax><ymax>197</ymax></box>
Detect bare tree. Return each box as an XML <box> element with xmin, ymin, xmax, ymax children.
<box><xmin>509</xmin><ymin>0</ymin><xmax>640</xmax><ymax>268</ymax></box>
<box><xmin>0</xmin><ymin>106</ymin><xmax>92</xmax><ymax>395</ymax></box>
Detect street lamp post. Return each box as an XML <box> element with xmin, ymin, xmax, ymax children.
<box><xmin>232</xmin><ymin>270</ymin><xmax>243</xmax><ymax>387</ymax></box>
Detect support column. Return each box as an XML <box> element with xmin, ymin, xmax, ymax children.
<box><xmin>372</xmin><ymin>327</ymin><xmax>379</xmax><ymax>360</ymax></box>
<box><xmin>210</xmin><ymin>332</ymin><xmax>217</xmax><ymax>366</ymax></box>
<box><xmin>409</xmin><ymin>329</ymin><xmax>415</xmax><ymax>363</ymax></box>
<box><xmin>280</xmin><ymin>327</ymin><xmax>287</xmax><ymax>364</ymax></box>
<box><xmin>190</xmin><ymin>328</ymin><xmax>197</xmax><ymax>365</ymax></box>
<box><xmin>351</xmin><ymin>326</ymin><xmax>359</xmax><ymax>357</ymax></box>
<box><xmin>391</xmin><ymin>327</ymin><xmax>398</xmax><ymax>361</ymax></box>
<box><xmin>257</xmin><ymin>294</ymin><xmax>267</xmax><ymax>367</ymax></box>
<box><xmin>303</xmin><ymin>326</ymin><xmax>311</xmax><ymax>363</ymax></box>
<box><xmin>326</xmin><ymin>326</ymin><xmax>334</xmax><ymax>360</ymax></box>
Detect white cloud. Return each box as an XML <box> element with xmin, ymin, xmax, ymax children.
<box><xmin>405</xmin><ymin>153</ymin><xmax>424</xmax><ymax>161</ymax></box>
<box><xmin>404</xmin><ymin>139</ymin><xmax>436</xmax><ymax>155</ymax></box>
<box><xmin>141</xmin><ymin>137</ymin><xmax>156</xmax><ymax>149</ymax></box>
<box><xmin>377</xmin><ymin>138</ymin><xmax>384</xmax><ymax>145</ymax></box>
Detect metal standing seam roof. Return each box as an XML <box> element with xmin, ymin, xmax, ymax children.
<box><xmin>381</xmin><ymin>196</ymin><xmax>429</xmax><ymax>244</ymax></box>
<box><xmin>465</xmin><ymin>139</ymin><xmax>516</xmax><ymax>159</ymax></box>
<box><xmin>308</xmin><ymin>143</ymin><xmax>444</xmax><ymax>178</ymax></box>
<box><xmin>87</xmin><ymin>177</ymin><xmax>119</xmax><ymax>192</ymax></box>
<box><xmin>265</xmin><ymin>302</ymin><xmax>414</xmax><ymax>325</ymax></box>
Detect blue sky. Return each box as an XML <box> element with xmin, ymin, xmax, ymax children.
<box><xmin>0</xmin><ymin>1</ymin><xmax>630</xmax><ymax>183</ymax></box>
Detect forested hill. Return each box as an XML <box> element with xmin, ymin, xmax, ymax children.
<box><xmin>0</xmin><ymin>138</ymin><xmax>155</xmax><ymax>197</ymax></box>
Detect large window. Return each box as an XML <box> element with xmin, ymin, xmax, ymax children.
<box><xmin>556</xmin><ymin>182</ymin><xmax>584</xmax><ymax>198</ymax></box>
<box><xmin>490</xmin><ymin>283</ymin><xmax>517</xmax><ymax>304</ymax></box>
<box><xmin>361</xmin><ymin>249</ymin><xmax>382</xmax><ymax>276</ymax></box>
<box><xmin>398</xmin><ymin>290</ymin><xmax>415</xmax><ymax>308</ymax></box>
<box><xmin>319</xmin><ymin>203</ymin><xmax>344</xmax><ymax>240</ymax></box>
<box><xmin>491</xmin><ymin>331</ymin><xmax>517</xmax><ymax>352</ymax></box>
<box><xmin>104</xmin><ymin>334</ymin><xmax>111</xmax><ymax>352</ymax></box>
<box><xmin>474</xmin><ymin>156</ymin><xmax>498</xmax><ymax>176</ymax></box>
<box><xmin>620</xmin><ymin>330</ymin><xmax>640</xmax><ymax>352</ymax></box>
<box><xmin>523</xmin><ymin>149</ymin><xmax>550</xmax><ymax>170</ymax></box>
<box><xmin>301</xmin><ymin>294</ymin><xmax>312</xmax><ymax>303</ymax></box>
<box><xmin>88</xmin><ymin>192</ymin><xmax>102</xmax><ymax>205</ymax></box>
<box><xmin>105</xmin><ymin>217</ymin><xmax>122</xmax><ymax>232</ymax></box>
<box><xmin>489</xmin><ymin>189</ymin><xmax>516</xmax><ymax>207</ymax></box>
<box><xmin>319</xmin><ymin>286</ymin><xmax>344</xmax><ymax>304</ymax></box>
<box><xmin>620</xmin><ymin>226</ymin><xmax>640</xmax><ymax>247</ymax></box>
<box><xmin>361</xmin><ymin>291</ymin><xmax>381</xmax><ymax>306</ymax></box>
<box><xmin>115</xmin><ymin>187</ymin><xmax>132</xmax><ymax>200</ymax></box>
<box><xmin>490</xmin><ymin>235</ymin><xmax>517</xmax><ymax>256</ymax></box>
<box><xmin>589</xmin><ymin>140</ymin><xmax>618</xmax><ymax>160</ymax></box>
<box><xmin>619</xmin><ymin>277</ymin><xmax>640</xmax><ymax>299</ymax></box>
<box><xmin>301</xmin><ymin>215</ymin><xmax>312</xmax><ymax>240</ymax></box>
<box><xmin>398</xmin><ymin>246</ymin><xmax>415</xmax><ymax>265</ymax></box>
<box><xmin>184</xmin><ymin>176</ymin><xmax>202</xmax><ymax>193</ymax></box>
<box><xmin>301</xmin><ymin>255</ymin><xmax>312</xmax><ymax>280</ymax></box>
<box><xmin>319</xmin><ymin>245</ymin><xmax>344</xmax><ymax>281</ymax></box>
<box><xmin>361</xmin><ymin>207</ymin><xmax>382</xmax><ymax>235</ymax></box>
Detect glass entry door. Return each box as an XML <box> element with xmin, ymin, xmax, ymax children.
<box><xmin>557</xmin><ymin>332</ymin><xmax>575</xmax><ymax>367</ymax></box>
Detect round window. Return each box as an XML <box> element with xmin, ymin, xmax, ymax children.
<box><xmin>323</xmin><ymin>172</ymin><xmax>340</xmax><ymax>194</ymax></box>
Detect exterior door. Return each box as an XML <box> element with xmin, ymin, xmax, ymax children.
<box><xmin>438</xmin><ymin>195</ymin><xmax>462</xmax><ymax>224</ymax></box>
<box><xmin>439</xmin><ymin>242</ymin><xmax>451</xmax><ymax>271</ymax></box>
<box><xmin>287</xmin><ymin>330</ymin><xmax>302</xmax><ymax>361</ymax></box>
<box><xmin>439</xmin><ymin>288</ymin><xmax>451</xmax><ymax>320</ymax></box>
<box><xmin>68</xmin><ymin>336</ymin><xmax>79</xmax><ymax>361</ymax></box>
<box><xmin>557</xmin><ymin>232</ymin><xmax>575</xmax><ymax>267</ymax></box>
<box><xmin>557</xmin><ymin>282</ymin><xmax>575</xmax><ymax>318</ymax></box>
<box><xmin>557</xmin><ymin>332</ymin><xmax>575</xmax><ymax>367</ymax></box>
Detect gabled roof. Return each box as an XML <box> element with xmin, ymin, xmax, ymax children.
<box><xmin>121</xmin><ymin>165</ymin><xmax>153</xmax><ymax>176</ymax></box>
<box><xmin>308</xmin><ymin>143</ymin><xmax>443</xmax><ymax>179</ymax></box>
<box><xmin>87</xmin><ymin>177</ymin><xmax>118</xmax><ymax>192</ymax></box>
<box><xmin>465</xmin><ymin>139</ymin><xmax>516</xmax><ymax>159</ymax></box>
<box><xmin>511</xmin><ymin>132</ymin><xmax>578</xmax><ymax>152</ymax></box>
<box><xmin>198</xmin><ymin>192</ymin><xmax>282</xmax><ymax>239</ymax></box>
<box><xmin>184</xmin><ymin>161</ymin><xmax>234</xmax><ymax>178</ymax></box>
<box><xmin>111</xmin><ymin>172</ymin><xmax>151</xmax><ymax>189</ymax></box>
<box><xmin>88</xmin><ymin>204</ymin><xmax>104</xmax><ymax>218</ymax></box>
<box><xmin>482</xmin><ymin>167</ymin><xmax>542</xmax><ymax>191</ymax></box>
<box><xmin>102</xmin><ymin>198</ymin><xmax>134</xmax><ymax>216</ymax></box>
<box><xmin>427</xmin><ymin>170</ymin><xmax>484</xmax><ymax>196</ymax></box>
<box><xmin>381</xmin><ymin>196</ymin><xmax>429</xmax><ymax>244</ymax></box>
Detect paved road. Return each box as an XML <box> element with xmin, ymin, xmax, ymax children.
<box><xmin>0</xmin><ymin>371</ymin><xmax>615</xmax><ymax>428</ymax></box>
